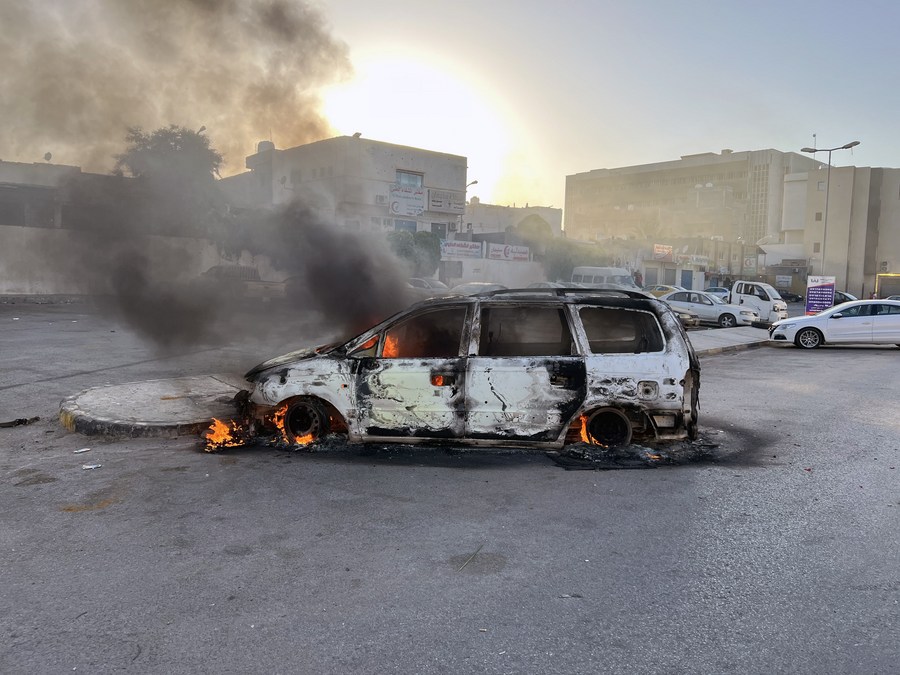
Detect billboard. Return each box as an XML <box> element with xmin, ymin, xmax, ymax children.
<box><xmin>487</xmin><ymin>243</ymin><xmax>530</xmax><ymax>261</ymax></box>
<box><xmin>428</xmin><ymin>189</ymin><xmax>465</xmax><ymax>214</ymax></box>
<box><xmin>390</xmin><ymin>184</ymin><xmax>425</xmax><ymax>216</ymax></box>
<box><xmin>440</xmin><ymin>240</ymin><xmax>483</xmax><ymax>259</ymax></box>
<box><xmin>805</xmin><ymin>275</ymin><xmax>835</xmax><ymax>315</ymax></box>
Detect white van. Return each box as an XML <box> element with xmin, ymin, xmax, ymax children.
<box><xmin>729</xmin><ymin>280</ymin><xmax>788</xmax><ymax>323</ymax></box>
<box><xmin>571</xmin><ymin>266</ymin><xmax>641</xmax><ymax>290</ymax></box>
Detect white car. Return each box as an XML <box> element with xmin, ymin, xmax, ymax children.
<box><xmin>659</xmin><ymin>290</ymin><xmax>759</xmax><ymax>328</ymax></box>
<box><xmin>704</xmin><ymin>287</ymin><xmax>731</xmax><ymax>300</ymax></box>
<box><xmin>768</xmin><ymin>299</ymin><xmax>900</xmax><ymax>349</ymax></box>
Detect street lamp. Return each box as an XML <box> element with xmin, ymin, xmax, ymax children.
<box><xmin>800</xmin><ymin>140</ymin><xmax>860</xmax><ymax>275</ymax></box>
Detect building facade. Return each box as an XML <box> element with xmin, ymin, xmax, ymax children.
<box><xmin>565</xmin><ymin>149</ymin><xmax>824</xmax><ymax>245</ymax></box>
<box><xmin>220</xmin><ymin>136</ymin><xmax>470</xmax><ymax>239</ymax></box>
<box><xmin>462</xmin><ymin>197</ymin><xmax>562</xmax><ymax>236</ymax></box>
<box><xmin>769</xmin><ymin>166</ymin><xmax>900</xmax><ymax>298</ymax></box>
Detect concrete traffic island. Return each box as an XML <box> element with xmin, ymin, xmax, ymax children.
<box><xmin>57</xmin><ymin>327</ymin><xmax>772</xmax><ymax>439</ymax></box>
<box><xmin>59</xmin><ymin>374</ymin><xmax>247</xmax><ymax>438</ymax></box>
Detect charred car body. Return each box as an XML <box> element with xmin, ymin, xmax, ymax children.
<box><xmin>239</xmin><ymin>289</ymin><xmax>700</xmax><ymax>450</ymax></box>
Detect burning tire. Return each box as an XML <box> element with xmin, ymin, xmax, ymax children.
<box><xmin>280</xmin><ymin>398</ymin><xmax>328</xmax><ymax>446</ymax></box>
<box><xmin>583</xmin><ymin>408</ymin><xmax>633</xmax><ymax>448</ymax></box>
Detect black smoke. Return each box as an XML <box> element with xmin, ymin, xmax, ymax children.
<box><xmin>0</xmin><ymin>0</ymin><xmax>350</xmax><ymax>174</ymax></box>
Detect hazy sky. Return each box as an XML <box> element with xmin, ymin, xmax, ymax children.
<box><xmin>2</xmin><ymin>1</ymin><xmax>894</xmax><ymax>212</ymax></box>
<box><xmin>320</xmin><ymin>0</ymin><xmax>897</xmax><ymax>207</ymax></box>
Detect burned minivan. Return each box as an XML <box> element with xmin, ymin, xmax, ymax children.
<box><xmin>240</xmin><ymin>289</ymin><xmax>700</xmax><ymax>450</ymax></box>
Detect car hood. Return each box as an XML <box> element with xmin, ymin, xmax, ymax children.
<box><xmin>245</xmin><ymin>343</ymin><xmax>339</xmax><ymax>380</ymax></box>
<box><xmin>771</xmin><ymin>314</ymin><xmax>817</xmax><ymax>328</ymax></box>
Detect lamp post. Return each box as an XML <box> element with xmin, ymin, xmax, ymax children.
<box><xmin>800</xmin><ymin>141</ymin><xmax>860</xmax><ymax>276</ymax></box>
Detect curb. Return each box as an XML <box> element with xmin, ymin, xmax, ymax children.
<box><xmin>59</xmin><ymin>393</ymin><xmax>214</xmax><ymax>439</ymax></box>
<box><xmin>695</xmin><ymin>341</ymin><xmax>769</xmax><ymax>357</ymax></box>
<box><xmin>58</xmin><ymin>376</ymin><xmax>244</xmax><ymax>439</ymax></box>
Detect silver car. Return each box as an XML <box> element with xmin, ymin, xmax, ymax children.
<box><xmin>659</xmin><ymin>290</ymin><xmax>759</xmax><ymax>328</ymax></box>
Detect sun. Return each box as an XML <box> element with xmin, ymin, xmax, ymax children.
<box><xmin>322</xmin><ymin>53</ymin><xmax>513</xmax><ymax>203</ymax></box>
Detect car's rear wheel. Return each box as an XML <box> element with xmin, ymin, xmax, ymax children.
<box><xmin>584</xmin><ymin>408</ymin><xmax>633</xmax><ymax>447</ymax></box>
<box><xmin>718</xmin><ymin>313</ymin><xmax>736</xmax><ymax>328</ymax></box>
<box><xmin>795</xmin><ymin>328</ymin><xmax>823</xmax><ymax>349</ymax></box>
<box><xmin>282</xmin><ymin>398</ymin><xmax>328</xmax><ymax>445</ymax></box>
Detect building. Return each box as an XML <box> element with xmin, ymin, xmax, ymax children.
<box><xmin>220</xmin><ymin>135</ymin><xmax>470</xmax><ymax>239</ymax></box>
<box><xmin>563</xmin><ymin>148</ymin><xmax>900</xmax><ymax>296</ymax></box>
<box><xmin>462</xmin><ymin>197</ymin><xmax>562</xmax><ymax>237</ymax></box>
<box><xmin>565</xmin><ymin>149</ymin><xmax>824</xmax><ymax>245</ymax></box>
<box><xmin>770</xmin><ymin>166</ymin><xmax>900</xmax><ymax>297</ymax></box>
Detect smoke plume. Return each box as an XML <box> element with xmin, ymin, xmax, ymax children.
<box><xmin>3</xmin><ymin>1</ymin><xmax>424</xmax><ymax>358</ymax></box>
<box><xmin>0</xmin><ymin>0</ymin><xmax>351</xmax><ymax>173</ymax></box>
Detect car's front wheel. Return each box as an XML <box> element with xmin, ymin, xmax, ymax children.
<box><xmin>795</xmin><ymin>328</ymin><xmax>823</xmax><ymax>349</ymax></box>
<box><xmin>718</xmin><ymin>313</ymin><xmax>736</xmax><ymax>328</ymax></box>
<box><xmin>280</xmin><ymin>398</ymin><xmax>328</xmax><ymax>445</ymax></box>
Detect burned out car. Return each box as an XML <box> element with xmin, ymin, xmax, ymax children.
<box><xmin>240</xmin><ymin>289</ymin><xmax>700</xmax><ymax>450</ymax></box>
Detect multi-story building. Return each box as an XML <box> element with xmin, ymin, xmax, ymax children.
<box><xmin>565</xmin><ymin>149</ymin><xmax>824</xmax><ymax>245</ymax></box>
<box><xmin>220</xmin><ymin>135</ymin><xmax>470</xmax><ymax>239</ymax></box>
<box><xmin>771</xmin><ymin>165</ymin><xmax>900</xmax><ymax>297</ymax></box>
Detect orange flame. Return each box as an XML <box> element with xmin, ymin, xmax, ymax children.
<box><xmin>204</xmin><ymin>417</ymin><xmax>245</xmax><ymax>452</ymax></box>
<box><xmin>579</xmin><ymin>415</ymin><xmax>591</xmax><ymax>443</ymax></box>
<box><xmin>383</xmin><ymin>334</ymin><xmax>399</xmax><ymax>358</ymax></box>
<box><xmin>272</xmin><ymin>402</ymin><xmax>314</xmax><ymax>446</ymax></box>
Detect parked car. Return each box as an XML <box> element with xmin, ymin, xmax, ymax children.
<box><xmin>241</xmin><ymin>289</ymin><xmax>701</xmax><ymax>450</ymax></box>
<box><xmin>673</xmin><ymin>310</ymin><xmax>702</xmax><ymax>329</ymax></box>
<box><xmin>704</xmin><ymin>287</ymin><xmax>731</xmax><ymax>300</ymax></box>
<box><xmin>198</xmin><ymin>265</ymin><xmax>285</xmax><ymax>302</ymax></box>
<box><xmin>778</xmin><ymin>290</ymin><xmax>804</xmax><ymax>303</ymax></box>
<box><xmin>728</xmin><ymin>280</ymin><xmax>788</xmax><ymax>324</ymax></box>
<box><xmin>449</xmin><ymin>282</ymin><xmax>508</xmax><ymax>295</ymax></box>
<box><xmin>659</xmin><ymin>290</ymin><xmax>759</xmax><ymax>327</ymax></box>
<box><xmin>768</xmin><ymin>299</ymin><xmax>900</xmax><ymax>348</ymax></box>
<box><xmin>832</xmin><ymin>290</ymin><xmax>858</xmax><ymax>305</ymax></box>
<box><xmin>644</xmin><ymin>284</ymin><xmax>686</xmax><ymax>298</ymax></box>
<box><xmin>408</xmin><ymin>277</ymin><xmax>450</xmax><ymax>293</ymax></box>
<box><xmin>887</xmin><ymin>295</ymin><xmax>900</xmax><ymax>301</ymax></box>
<box><xmin>407</xmin><ymin>277</ymin><xmax>450</xmax><ymax>300</ymax></box>
<box><xmin>570</xmin><ymin>266</ymin><xmax>641</xmax><ymax>290</ymax></box>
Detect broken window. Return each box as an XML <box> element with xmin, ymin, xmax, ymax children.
<box><xmin>380</xmin><ymin>307</ymin><xmax>466</xmax><ymax>359</ymax></box>
<box><xmin>478</xmin><ymin>306</ymin><xmax>574</xmax><ymax>357</ymax></box>
<box><xmin>579</xmin><ymin>307</ymin><xmax>664</xmax><ymax>354</ymax></box>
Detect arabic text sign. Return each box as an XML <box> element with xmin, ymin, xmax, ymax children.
<box><xmin>487</xmin><ymin>243</ymin><xmax>530</xmax><ymax>261</ymax></box>
<box><xmin>390</xmin><ymin>184</ymin><xmax>425</xmax><ymax>216</ymax></box>
<box><xmin>653</xmin><ymin>244</ymin><xmax>673</xmax><ymax>261</ymax></box>
<box><xmin>440</xmin><ymin>240</ymin><xmax>483</xmax><ymax>259</ymax></box>
<box><xmin>428</xmin><ymin>189</ymin><xmax>465</xmax><ymax>214</ymax></box>
<box><xmin>805</xmin><ymin>275</ymin><xmax>835</xmax><ymax>315</ymax></box>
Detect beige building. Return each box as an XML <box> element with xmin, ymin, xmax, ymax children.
<box><xmin>769</xmin><ymin>166</ymin><xmax>900</xmax><ymax>298</ymax></box>
<box><xmin>220</xmin><ymin>136</ymin><xmax>470</xmax><ymax>239</ymax></box>
<box><xmin>461</xmin><ymin>197</ymin><xmax>562</xmax><ymax>236</ymax></box>
<box><xmin>565</xmin><ymin>149</ymin><xmax>823</xmax><ymax>244</ymax></box>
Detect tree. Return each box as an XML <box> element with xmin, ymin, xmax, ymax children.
<box><xmin>387</xmin><ymin>230</ymin><xmax>441</xmax><ymax>278</ymax></box>
<box><xmin>114</xmin><ymin>125</ymin><xmax>225</xmax><ymax>236</ymax></box>
<box><xmin>542</xmin><ymin>237</ymin><xmax>613</xmax><ymax>282</ymax></box>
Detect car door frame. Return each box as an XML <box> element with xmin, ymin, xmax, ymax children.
<box><xmin>463</xmin><ymin>301</ymin><xmax>586</xmax><ymax>444</ymax></box>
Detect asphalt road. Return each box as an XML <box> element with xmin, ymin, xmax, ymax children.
<box><xmin>1</xmin><ymin>300</ymin><xmax>898</xmax><ymax>674</ymax></box>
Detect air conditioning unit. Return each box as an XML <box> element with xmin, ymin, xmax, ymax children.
<box><xmin>879</xmin><ymin>261</ymin><xmax>890</xmax><ymax>272</ymax></box>
<box><xmin>375</xmin><ymin>195</ymin><xmax>387</xmax><ymax>205</ymax></box>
